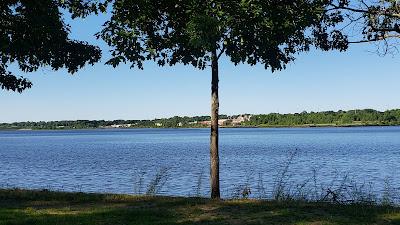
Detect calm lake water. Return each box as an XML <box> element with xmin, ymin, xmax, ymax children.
<box><xmin>0</xmin><ymin>127</ymin><xmax>399</xmax><ymax>199</ymax></box>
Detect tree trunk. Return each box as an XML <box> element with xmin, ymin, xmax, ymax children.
<box><xmin>210</xmin><ymin>49</ymin><xmax>220</xmax><ymax>199</ymax></box>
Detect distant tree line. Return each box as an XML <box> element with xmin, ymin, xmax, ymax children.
<box><xmin>247</xmin><ymin>109</ymin><xmax>400</xmax><ymax>127</ymax></box>
<box><xmin>1</xmin><ymin>109</ymin><xmax>400</xmax><ymax>130</ymax></box>
<box><xmin>0</xmin><ymin>115</ymin><xmax>228</xmax><ymax>130</ymax></box>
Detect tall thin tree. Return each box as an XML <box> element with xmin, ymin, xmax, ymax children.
<box><xmin>98</xmin><ymin>0</ymin><xmax>348</xmax><ymax>199</ymax></box>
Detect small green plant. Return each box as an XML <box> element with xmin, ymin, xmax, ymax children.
<box><xmin>231</xmin><ymin>172</ymin><xmax>253</xmax><ymax>199</ymax></box>
<box><xmin>382</xmin><ymin>177</ymin><xmax>396</xmax><ymax>206</ymax></box>
<box><xmin>272</xmin><ymin>149</ymin><xmax>298</xmax><ymax>201</ymax></box>
<box><xmin>231</xmin><ymin>184</ymin><xmax>252</xmax><ymax>199</ymax></box>
<box><xmin>146</xmin><ymin>167</ymin><xmax>170</xmax><ymax>196</ymax></box>
<box><xmin>194</xmin><ymin>170</ymin><xmax>204</xmax><ymax>197</ymax></box>
<box><xmin>256</xmin><ymin>172</ymin><xmax>267</xmax><ymax>199</ymax></box>
<box><xmin>133</xmin><ymin>169</ymin><xmax>146</xmax><ymax>195</ymax></box>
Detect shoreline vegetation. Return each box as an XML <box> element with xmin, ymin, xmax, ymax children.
<box><xmin>1</xmin><ymin>109</ymin><xmax>400</xmax><ymax>130</ymax></box>
<box><xmin>1</xmin><ymin>189</ymin><xmax>400</xmax><ymax>225</ymax></box>
<box><xmin>0</xmin><ymin>123</ymin><xmax>397</xmax><ymax>132</ymax></box>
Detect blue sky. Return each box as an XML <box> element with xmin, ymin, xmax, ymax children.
<box><xmin>1</xmin><ymin>13</ymin><xmax>399</xmax><ymax>123</ymax></box>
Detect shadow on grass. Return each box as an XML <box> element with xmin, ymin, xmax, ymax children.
<box><xmin>1</xmin><ymin>189</ymin><xmax>400</xmax><ymax>225</ymax></box>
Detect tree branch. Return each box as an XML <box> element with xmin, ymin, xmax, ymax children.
<box><xmin>370</xmin><ymin>24</ymin><xmax>400</xmax><ymax>33</ymax></box>
<box><xmin>348</xmin><ymin>34</ymin><xmax>400</xmax><ymax>43</ymax></box>
<box><xmin>217</xmin><ymin>44</ymin><xmax>225</xmax><ymax>60</ymax></box>
<box><xmin>329</xmin><ymin>3</ymin><xmax>400</xmax><ymax>19</ymax></box>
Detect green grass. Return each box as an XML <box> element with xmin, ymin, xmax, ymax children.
<box><xmin>1</xmin><ymin>189</ymin><xmax>400</xmax><ymax>225</ymax></box>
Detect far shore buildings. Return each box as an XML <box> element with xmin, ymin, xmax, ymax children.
<box><xmin>109</xmin><ymin>123</ymin><xmax>133</xmax><ymax>128</ymax></box>
<box><xmin>232</xmin><ymin>114</ymin><xmax>252</xmax><ymax>125</ymax></box>
<box><xmin>102</xmin><ymin>114</ymin><xmax>252</xmax><ymax>128</ymax></box>
<box><xmin>198</xmin><ymin>114</ymin><xmax>252</xmax><ymax>127</ymax></box>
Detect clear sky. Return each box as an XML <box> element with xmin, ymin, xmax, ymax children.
<box><xmin>1</xmin><ymin>13</ymin><xmax>399</xmax><ymax>123</ymax></box>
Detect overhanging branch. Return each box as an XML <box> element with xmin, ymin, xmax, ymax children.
<box><xmin>348</xmin><ymin>34</ymin><xmax>400</xmax><ymax>43</ymax></box>
<box><xmin>329</xmin><ymin>3</ymin><xmax>400</xmax><ymax>19</ymax></box>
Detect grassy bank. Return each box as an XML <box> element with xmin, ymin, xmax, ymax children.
<box><xmin>1</xmin><ymin>189</ymin><xmax>400</xmax><ymax>225</ymax></box>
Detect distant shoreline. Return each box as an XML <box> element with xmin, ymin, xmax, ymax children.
<box><xmin>2</xmin><ymin>109</ymin><xmax>399</xmax><ymax>130</ymax></box>
<box><xmin>0</xmin><ymin>123</ymin><xmax>399</xmax><ymax>131</ymax></box>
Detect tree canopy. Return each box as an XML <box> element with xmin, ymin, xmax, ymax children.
<box><xmin>98</xmin><ymin>0</ymin><xmax>349</xmax><ymax>71</ymax></box>
<box><xmin>0</xmin><ymin>0</ymin><xmax>102</xmax><ymax>92</ymax></box>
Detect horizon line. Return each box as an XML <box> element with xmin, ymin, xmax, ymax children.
<box><xmin>2</xmin><ymin>108</ymin><xmax>398</xmax><ymax>124</ymax></box>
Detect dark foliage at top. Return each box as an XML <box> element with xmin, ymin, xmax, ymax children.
<box><xmin>0</xmin><ymin>0</ymin><xmax>102</xmax><ymax>92</ymax></box>
<box><xmin>98</xmin><ymin>0</ymin><xmax>348</xmax><ymax>71</ymax></box>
